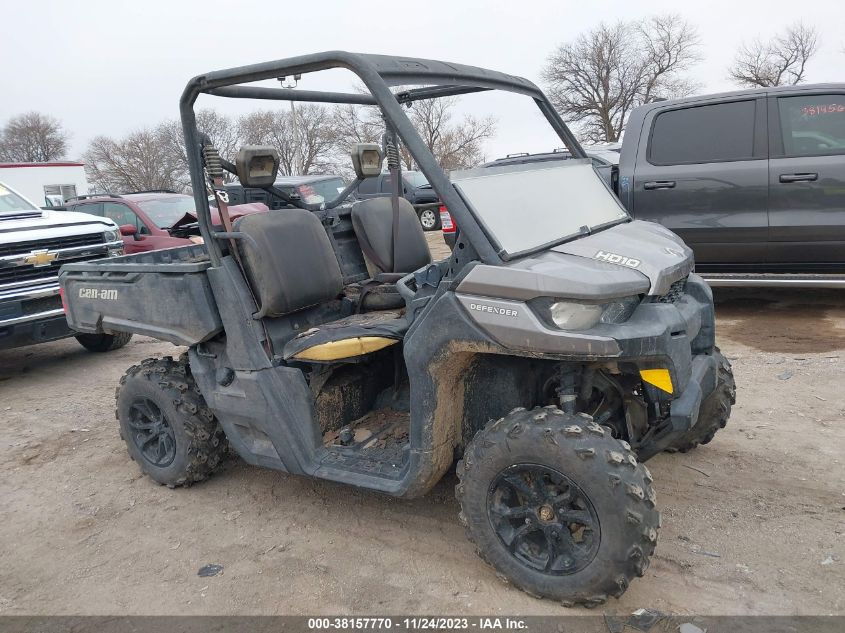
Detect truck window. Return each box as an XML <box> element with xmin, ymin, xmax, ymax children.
<box><xmin>73</xmin><ymin>202</ymin><xmax>104</xmax><ymax>216</ymax></box>
<box><xmin>103</xmin><ymin>202</ymin><xmax>148</xmax><ymax>234</ymax></box>
<box><xmin>648</xmin><ymin>100</ymin><xmax>756</xmax><ymax>165</ymax></box>
<box><xmin>0</xmin><ymin>184</ymin><xmax>39</xmax><ymax>212</ymax></box>
<box><xmin>777</xmin><ymin>95</ymin><xmax>845</xmax><ymax>157</ymax></box>
<box><xmin>380</xmin><ymin>175</ymin><xmax>395</xmax><ymax>194</ymax></box>
<box><xmin>357</xmin><ymin>178</ymin><xmax>379</xmax><ymax>195</ymax></box>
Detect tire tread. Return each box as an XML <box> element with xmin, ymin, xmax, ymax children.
<box><xmin>116</xmin><ymin>355</ymin><xmax>227</xmax><ymax>487</ymax></box>
<box><xmin>456</xmin><ymin>407</ymin><xmax>659</xmax><ymax>606</ymax></box>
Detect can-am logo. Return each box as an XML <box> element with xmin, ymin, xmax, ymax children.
<box><xmin>594</xmin><ymin>250</ymin><xmax>641</xmax><ymax>268</ymax></box>
<box><xmin>78</xmin><ymin>287</ymin><xmax>118</xmax><ymax>300</ymax></box>
<box><xmin>469</xmin><ymin>303</ymin><xmax>518</xmax><ymax>317</ymax></box>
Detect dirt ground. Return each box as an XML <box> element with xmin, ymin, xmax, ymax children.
<box><xmin>1</xmin><ymin>234</ymin><xmax>843</xmax><ymax>616</ymax></box>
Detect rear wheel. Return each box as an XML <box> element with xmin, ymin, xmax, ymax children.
<box><xmin>116</xmin><ymin>356</ymin><xmax>227</xmax><ymax>487</ymax></box>
<box><xmin>75</xmin><ymin>331</ymin><xmax>133</xmax><ymax>352</ymax></box>
<box><xmin>666</xmin><ymin>349</ymin><xmax>735</xmax><ymax>453</ymax></box>
<box><xmin>418</xmin><ymin>207</ymin><xmax>439</xmax><ymax>231</ymax></box>
<box><xmin>456</xmin><ymin>407</ymin><xmax>659</xmax><ymax>606</ymax></box>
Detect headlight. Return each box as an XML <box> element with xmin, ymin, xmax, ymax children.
<box><xmin>534</xmin><ymin>296</ymin><xmax>641</xmax><ymax>331</ymax></box>
<box><xmin>549</xmin><ymin>302</ymin><xmax>604</xmax><ymax>330</ymax></box>
<box><xmin>104</xmin><ymin>228</ymin><xmax>120</xmax><ymax>242</ymax></box>
<box><xmin>188</xmin><ymin>235</ymin><xmax>204</xmax><ymax>245</ymax></box>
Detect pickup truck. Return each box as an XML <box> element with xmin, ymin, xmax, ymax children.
<box><xmin>352</xmin><ymin>170</ymin><xmax>442</xmax><ymax>230</ymax></box>
<box><xmin>461</xmin><ymin>84</ymin><xmax>845</xmax><ymax>287</ymax></box>
<box><xmin>0</xmin><ymin>181</ymin><xmax>132</xmax><ymax>352</ymax></box>
<box><xmin>609</xmin><ymin>84</ymin><xmax>845</xmax><ymax>286</ymax></box>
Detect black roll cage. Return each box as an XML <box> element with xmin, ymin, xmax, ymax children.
<box><xmin>179</xmin><ymin>51</ymin><xmax>586</xmax><ymax>268</ymax></box>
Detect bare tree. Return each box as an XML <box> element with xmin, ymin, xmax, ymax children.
<box><xmin>158</xmin><ymin>108</ymin><xmax>239</xmax><ymax>189</ymax></box>
<box><xmin>332</xmin><ymin>103</ymin><xmax>382</xmax><ymax>147</ymax></box>
<box><xmin>0</xmin><ymin>112</ymin><xmax>70</xmax><ymax>162</ymax></box>
<box><xmin>729</xmin><ymin>23</ymin><xmax>819</xmax><ymax>87</ymax></box>
<box><xmin>542</xmin><ymin>15</ymin><xmax>700</xmax><ymax>142</ymax></box>
<box><xmin>84</xmin><ymin>129</ymin><xmax>181</xmax><ymax>193</ymax></box>
<box><xmin>238</xmin><ymin>104</ymin><xmax>338</xmax><ymax>176</ymax></box>
<box><xmin>404</xmin><ymin>97</ymin><xmax>496</xmax><ymax>170</ymax></box>
<box><xmin>332</xmin><ymin>93</ymin><xmax>496</xmax><ymax>172</ymax></box>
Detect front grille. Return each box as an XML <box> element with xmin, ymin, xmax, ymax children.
<box><xmin>0</xmin><ymin>233</ymin><xmax>104</xmax><ymax>258</ymax></box>
<box><xmin>656</xmin><ymin>277</ymin><xmax>687</xmax><ymax>304</ymax></box>
<box><xmin>0</xmin><ymin>253</ymin><xmax>103</xmax><ymax>287</ymax></box>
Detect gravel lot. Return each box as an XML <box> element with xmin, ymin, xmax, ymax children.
<box><xmin>1</xmin><ymin>233</ymin><xmax>843</xmax><ymax>616</ymax></box>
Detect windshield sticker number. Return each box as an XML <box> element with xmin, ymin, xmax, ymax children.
<box><xmin>801</xmin><ymin>103</ymin><xmax>845</xmax><ymax>117</ymax></box>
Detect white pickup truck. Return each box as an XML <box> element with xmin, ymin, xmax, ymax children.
<box><xmin>0</xmin><ymin>181</ymin><xmax>132</xmax><ymax>352</ymax></box>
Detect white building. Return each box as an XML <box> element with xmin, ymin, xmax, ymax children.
<box><xmin>0</xmin><ymin>162</ymin><xmax>89</xmax><ymax>207</ymax></box>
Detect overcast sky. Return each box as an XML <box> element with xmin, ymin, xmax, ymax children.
<box><xmin>4</xmin><ymin>0</ymin><xmax>844</xmax><ymax>159</ymax></box>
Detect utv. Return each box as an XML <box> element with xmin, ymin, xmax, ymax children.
<box><xmin>59</xmin><ymin>52</ymin><xmax>734</xmax><ymax>606</ymax></box>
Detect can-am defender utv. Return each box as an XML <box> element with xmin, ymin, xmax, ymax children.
<box><xmin>59</xmin><ymin>52</ymin><xmax>735</xmax><ymax>606</ymax></box>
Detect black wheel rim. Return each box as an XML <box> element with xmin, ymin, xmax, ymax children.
<box><xmin>127</xmin><ymin>398</ymin><xmax>176</xmax><ymax>467</ymax></box>
<box><xmin>487</xmin><ymin>464</ymin><xmax>600</xmax><ymax>575</ymax></box>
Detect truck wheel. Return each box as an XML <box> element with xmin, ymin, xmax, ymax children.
<box><xmin>456</xmin><ymin>407</ymin><xmax>659</xmax><ymax>606</ymax></box>
<box><xmin>115</xmin><ymin>356</ymin><xmax>227</xmax><ymax>487</ymax></box>
<box><xmin>666</xmin><ymin>349</ymin><xmax>736</xmax><ymax>453</ymax></box>
<box><xmin>75</xmin><ymin>331</ymin><xmax>133</xmax><ymax>352</ymax></box>
<box><xmin>418</xmin><ymin>207</ymin><xmax>440</xmax><ymax>231</ymax></box>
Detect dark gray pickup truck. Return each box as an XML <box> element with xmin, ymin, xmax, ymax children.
<box><xmin>470</xmin><ymin>84</ymin><xmax>845</xmax><ymax>286</ymax></box>
<box><xmin>610</xmin><ymin>83</ymin><xmax>845</xmax><ymax>287</ymax></box>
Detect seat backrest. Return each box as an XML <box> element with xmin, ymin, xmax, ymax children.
<box><xmin>350</xmin><ymin>197</ymin><xmax>432</xmax><ymax>276</ymax></box>
<box><xmin>233</xmin><ymin>209</ymin><xmax>343</xmax><ymax>318</ymax></box>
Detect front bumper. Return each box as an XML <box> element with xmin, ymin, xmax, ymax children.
<box><xmin>0</xmin><ymin>312</ymin><xmax>73</xmax><ymax>350</ymax></box>
<box><xmin>456</xmin><ymin>273</ymin><xmax>716</xmax><ymax>395</ymax></box>
<box><xmin>636</xmin><ymin>352</ymin><xmax>718</xmax><ymax>460</ymax></box>
<box><xmin>0</xmin><ymin>284</ymin><xmax>72</xmax><ymax>350</ymax></box>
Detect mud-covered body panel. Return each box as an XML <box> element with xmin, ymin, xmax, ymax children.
<box><xmin>455</xmin><ymin>274</ymin><xmax>715</xmax><ymax>397</ymax></box>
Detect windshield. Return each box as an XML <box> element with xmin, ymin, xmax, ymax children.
<box><xmin>403</xmin><ymin>172</ymin><xmax>429</xmax><ymax>188</ymax></box>
<box><xmin>135</xmin><ymin>196</ymin><xmax>197</xmax><ymax>228</ymax></box>
<box><xmin>296</xmin><ymin>178</ymin><xmax>346</xmax><ymax>204</ymax></box>
<box><xmin>0</xmin><ymin>183</ymin><xmax>38</xmax><ymax>213</ymax></box>
<box><xmin>451</xmin><ymin>161</ymin><xmax>629</xmax><ymax>258</ymax></box>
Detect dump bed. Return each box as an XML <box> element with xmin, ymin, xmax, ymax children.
<box><xmin>59</xmin><ymin>245</ymin><xmax>222</xmax><ymax>346</ymax></box>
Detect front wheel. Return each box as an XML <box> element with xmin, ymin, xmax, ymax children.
<box><xmin>75</xmin><ymin>331</ymin><xmax>133</xmax><ymax>352</ymax></box>
<box><xmin>666</xmin><ymin>349</ymin><xmax>735</xmax><ymax>453</ymax></box>
<box><xmin>456</xmin><ymin>407</ymin><xmax>659</xmax><ymax>606</ymax></box>
<box><xmin>116</xmin><ymin>356</ymin><xmax>227</xmax><ymax>487</ymax></box>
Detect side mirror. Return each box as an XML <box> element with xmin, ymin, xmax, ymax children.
<box><xmin>351</xmin><ymin>143</ymin><xmax>383</xmax><ymax>179</ymax></box>
<box><xmin>119</xmin><ymin>224</ymin><xmax>137</xmax><ymax>237</ymax></box>
<box><xmin>235</xmin><ymin>146</ymin><xmax>280</xmax><ymax>188</ymax></box>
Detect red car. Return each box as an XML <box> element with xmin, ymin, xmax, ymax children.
<box><xmin>65</xmin><ymin>190</ymin><xmax>266</xmax><ymax>254</ymax></box>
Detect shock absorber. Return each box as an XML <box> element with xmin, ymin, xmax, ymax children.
<box><xmin>382</xmin><ymin>130</ymin><xmax>400</xmax><ymax>170</ymax></box>
<box><xmin>202</xmin><ymin>144</ymin><xmax>224</xmax><ymax>183</ymax></box>
<box><xmin>556</xmin><ymin>367</ymin><xmax>581</xmax><ymax>415</ymax></box>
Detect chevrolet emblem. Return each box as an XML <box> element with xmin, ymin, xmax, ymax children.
<box><xmin>24</xmin><ymin>250</ymin><xmax>58</xmax><ymax>267</ymax></box>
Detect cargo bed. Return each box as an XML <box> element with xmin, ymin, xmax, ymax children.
<box><xmin>59</xmin><ymin>245</ymin><xmax>223</xmax><ymax>346</ymax></box>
